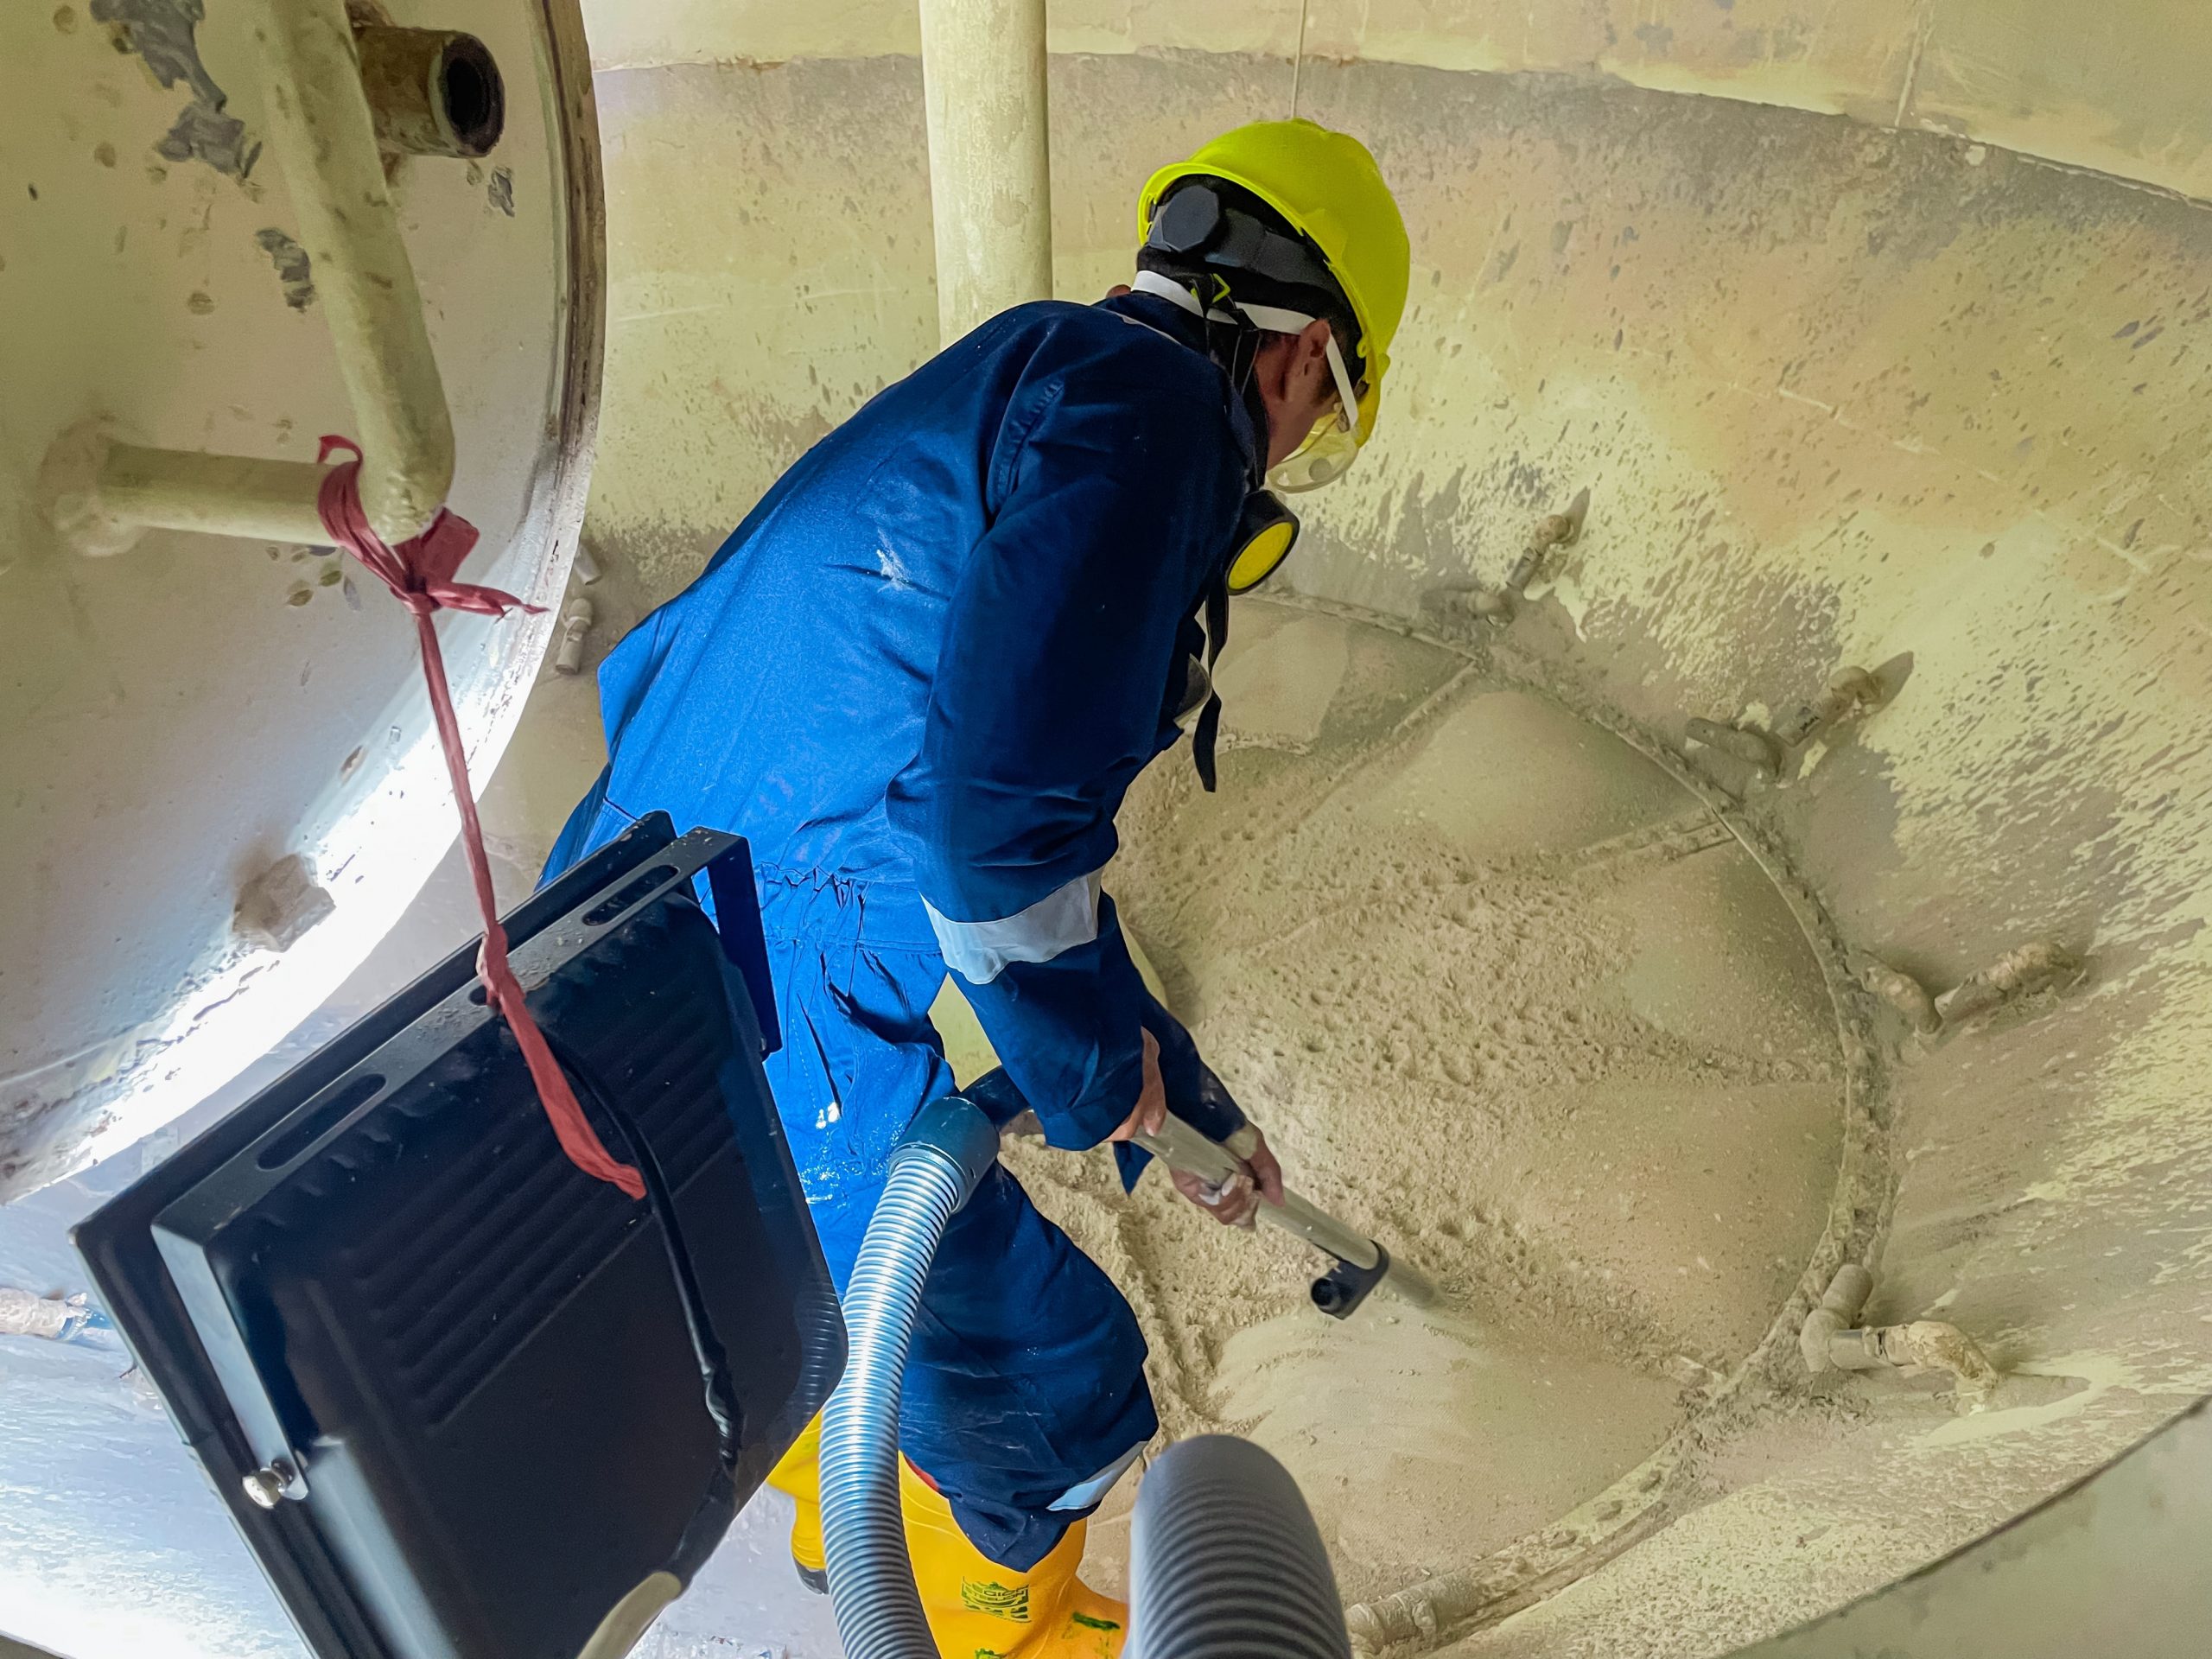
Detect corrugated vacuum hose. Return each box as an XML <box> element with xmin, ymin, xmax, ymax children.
<box><xmin>822</xmin><ymin>1094</ymin><xmax>1354</xmax><ymax>1659</ymax></box>
<box><xmin>818</xmin><ymin>1096</ymin><xmax>1001</xmax><ymax>1659</ymax></box>
<box><xmin>1130</xmin><ymin>1436</ymin><xmax>1351</xmax><ymax>1659</ymax></box>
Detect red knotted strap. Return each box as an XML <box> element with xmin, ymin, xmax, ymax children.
<box><xmin>317</xmin><ymin>436</ymin><xmax>645</xmax><ymax>1201</ymax></box>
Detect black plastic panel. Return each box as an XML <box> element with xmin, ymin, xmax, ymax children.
<box><xmin>75</xmin><ymin>816</ymin><xmax>842</xmax><ymax>1659</ymax></box>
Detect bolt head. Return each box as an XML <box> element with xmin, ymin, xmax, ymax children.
<box><xmin>241</xmin><ymin>1461</ymin><xmax>295</xmax><ymax>1509</ymax></box>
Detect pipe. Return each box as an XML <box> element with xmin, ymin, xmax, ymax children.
<box><xmin>1133</xmin><ymin>1113</ymin><xmax>1439</xmax><ymax>1308</ymax></box>
<box><xmin>1828</xmin><ymin>1320</ymin><xmax>2003</xmax><ymax>1406</ymax></box>
<box><xmin>254</xmin><ymin>0</ymin><xmax>456</xmax><ymax>545</ymax></box>
<box><xmin>1683</xmin><ymin>717</ymin><xmax>1782</xmax><ymax>782</ymax></box>
<box><xmin>918</xmin><ymin>0</ymin><xmax>1053</xmax><ymax>345</ymax></box>
<box><xmin>1859</xmin><ymin>961</ymin><xmax>1942</xmax><ymax>1036</ymax></box>
<box><xmin>55</xmin><ymin>0</ymin><xmax>458</xmax><ymax>553</ymax></box>
<box><xmin>1934</xmin><ymin>939</ymin><xmax>2082</xmax><ymax>1024</ymax></box>
<box><xmin>98</xmin><ymin>443</ymin><xmax>336</xmax><ymax>546</ymax></box>
<box><xmin>1798</xmin><ymin>1262</ymin><xmax>1875</xmax><ymax>1375</ymax></box>
<box><xmin>554</xmin><ymin>597</ymin><xmax>596</xmax><ymax>674</ymax></box>
<box><xmin>0</xmin><ymin>1287</ymin><xmax>99</xmax><ymax>1342</ymax></box>
<box><xmin>819</xmin><ymin>1096</ymin><xmax>1001</xmax><ymax>1659</ymax></box>
<box><xmin>1129</xmin><ymin>1436</ymin><xmax>1351</xmax><ymax>1659</ymax></box>
<box><xmin>354</xmin><ymin>26</ymin><xmax>506</xmax><ymax>160</ymax></box>
<box><xmin>1773</xmin><ymin>664</ymin><xmax>1884</xmax><ymax>749</ymax></box>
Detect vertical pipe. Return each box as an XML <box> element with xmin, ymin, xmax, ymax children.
<box><xmin>254</xmin><ymin>0</ymin><xmax>456</xmax><ymax>544</ymax></box>
<box><xmin>917</xmin><ymin>0</ymin><xmax>1053</xmax><ymax>346</ymax></box>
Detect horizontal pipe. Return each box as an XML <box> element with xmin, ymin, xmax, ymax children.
<box><xmin>255</xmin><ymin>0</ymin><xmax>454</xmax><ymax>545</ymax></box>
<box><xmin>99</xmin><ymin>444</ymin><xmax>334</xmax><ymax>545</ymax></box>
<box><xmin>1829</xmin><ymin>1321</ymin><xmax>2002</xmax><ymax>1401</ymax></box>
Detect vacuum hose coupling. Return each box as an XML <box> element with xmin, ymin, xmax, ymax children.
<box><xmin>1130</xmin><ymin>1436</ymin><xmax>1351</xmax><ymax>1659</ymax></box>
<box><xmin>819</xmin><ymin>1094</ymin><xmax>1000</xmax><ymax>1659</ymax></box>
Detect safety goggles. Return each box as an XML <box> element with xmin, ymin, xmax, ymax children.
<box><xmin>1129</xmin><ymin>272</ymin><xmax>1373</xmax><ymax>493</ymax></box>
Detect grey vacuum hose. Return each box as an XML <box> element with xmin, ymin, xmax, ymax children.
<box><xmin>1130</xmin><ymin>1436</ymin><xmax>1351</xmax><ymax>1659</ymax></box>
<box><xmin>819</xmin><ymin>1094</ymin><xmax>1001</xmax><ymax>1659</ymax></box>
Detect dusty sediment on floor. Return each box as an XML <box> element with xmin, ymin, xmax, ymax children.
<box><xmin>964</xmin><ymin>601</ymin><xmax>1850</xmax><ymax>1605</ymax></box>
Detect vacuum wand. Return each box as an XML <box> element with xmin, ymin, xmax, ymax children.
<box><xmin>1133</xmin><ymin>1113</ymin><xmax>1438</xmax><ymax>1318</ymax></box>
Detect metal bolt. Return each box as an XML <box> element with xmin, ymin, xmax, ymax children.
<box><xmin>241</xmin><ymin>1459</ymin><xmax>297</xmax><ymax>1510</ymax></box>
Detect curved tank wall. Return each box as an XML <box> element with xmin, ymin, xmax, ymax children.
<box><xmin>0</xmin><ymin>0</ymin><xmax>603</xmax><ymax>1198</ymax></box>
<box><xmin>553</xmin><ymin>9</ymin><xmax>2212</xmax><ymax>1655</ymax></box>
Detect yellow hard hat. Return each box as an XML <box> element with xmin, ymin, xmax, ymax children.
<box><xmin>1138</xmin><ymin>120</ymin><xmax>1410</xmax><ymax>481</ymax></box>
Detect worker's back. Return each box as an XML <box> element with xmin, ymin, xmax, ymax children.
<box><xmin>547</xmin><ymin>291</ymin><xmax>1253</xmax><ymax>895</ymax></box>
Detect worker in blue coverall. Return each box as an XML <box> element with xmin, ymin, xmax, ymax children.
<box><xmin>543</xmin><ymin>120</ymin><xmax>1410</xmax><ymax>1657</ymax></box>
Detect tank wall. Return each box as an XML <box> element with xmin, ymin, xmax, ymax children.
<box><xmin>579</xmin><ymin>0</ymin><xmax>2212</xmax><ymax>202</ymax></box>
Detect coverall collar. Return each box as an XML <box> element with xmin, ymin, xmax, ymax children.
<box><xmin>1098</xmin><ymin>289</ymin><xmax>1263</xmax><ymax>477</ymax></box>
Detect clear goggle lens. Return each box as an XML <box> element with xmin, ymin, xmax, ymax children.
<box><xmin>1268</xmin><ymin>337</ymin><xmax>1375</xmax><ymax>494</ymax></box>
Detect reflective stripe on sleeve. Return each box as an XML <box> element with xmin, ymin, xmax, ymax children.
<box><xmin>923</xmin><ymin>870</ymin><xmax>1104</xmax><ymax>986</ymax></box>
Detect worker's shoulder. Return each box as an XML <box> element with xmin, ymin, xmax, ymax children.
<box><xmin>995</xmin><ymin>298</ymin><xmax>1232</xmax><ymax>415</ymax></box>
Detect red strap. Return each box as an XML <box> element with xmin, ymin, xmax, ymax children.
<box><xmin>317</xmin><ymin>436</ymin><xmax>645</xmax><ymax>1201</ymax></box>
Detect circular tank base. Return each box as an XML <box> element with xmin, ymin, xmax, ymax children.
<box><xmin>960</xmin><ymin>599</ymin><xmax>1853</xmax><ymax>1605</ymax></box>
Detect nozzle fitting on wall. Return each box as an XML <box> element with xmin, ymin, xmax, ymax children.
<box><xmin>234</xmin><ymin>852</ymin><xmax>338</xmax><ymax>954</ymax></box>
<box><xmin>1802</xmin><ymin>1264</ymin><xmax>2001</xmax><ymax>1408</ymax></box>
<box><xmin>1798</xmin><ymin>1262</ymin><xmax>1874</xmax><ymax>1374</ymax></box>
<box><xmin>1860</xmin><ymin>960</ymin><xmax>1942</xmax><ymax>1035</ymax></box>
<box><xmin>1934</xmin><ymin>940</ymin><xmax>2083</xmax><ymax>1024</ymax></box>
<box><xmin>1774</xmin><ymin>664</ymin><xmax>1885</xmax><ymax>749</ymax></box>
<box><xmin>1503</xmin><ymin>495</ymin><xmax>1588</xmax><ymax>594</ymax></box>
<box><xmin>1467</xmin><ymin>488</ymin><xmax>1590</xmax><ymax>623</ymax></box>
<box><xmin>554</xmin><ymin>597</ymin><xmax>596</xmax><ymax>675</ymax></box>
<box><xmin>1684</xmin><ymin>717</ymin><xmax>1782</xmax><ymax>785</ymax></box>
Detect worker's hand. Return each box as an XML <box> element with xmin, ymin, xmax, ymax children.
<box><xmin>1169</xmin><ymin>1127</ymin><xmax>1285</xmax><ymax>1229</ymax></box>
<box><xmin>1107</xmin><ymin>1029</ymin><xmax>1168</xmax><ymax>1143</ymax></box>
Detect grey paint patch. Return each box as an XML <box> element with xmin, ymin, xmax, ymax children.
<box><xmin>89</xmin><ymin>0</ymin><xmax>260</xmax><ymax>180</ymax></box>
<box><xmin>254</xmin><ymin>226</ymin><xmax>315</xmax><ymax>310</ymax></box>
<box><xmin>487</xmin><ymin>165</ymin><xmax>515</xmax><ymax>216</ymax></box>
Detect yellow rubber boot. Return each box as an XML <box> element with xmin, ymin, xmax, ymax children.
<box><xmin>766</xmin><ymin>1414</ymin><xmax>828</xmax><ymax>1592</ymax></box>
<box><xmin>899</xmin><ymin>1458</ymin><xmax>1126</xmax><ymax>1659</ymax></box>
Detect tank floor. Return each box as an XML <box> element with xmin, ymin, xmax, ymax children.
<box><xmin>986</xmin><ymin>600</ymin><xmax>1848</xmax><ymax>1606</ymax></box>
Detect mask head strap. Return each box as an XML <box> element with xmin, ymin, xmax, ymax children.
<box><xmin>1190</xmin><ymin>575</ymin><xmax>1230</xmax><ymax>793</ymax></box>
<box><xmin>1130</xmin><ymin>273</ymin><xmax>1358</xmax><ymax>442</ymax></box>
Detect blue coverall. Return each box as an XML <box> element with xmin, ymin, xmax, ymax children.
<box><xmin>543</xmin><ymin>291</ymin><xmax>1259</xmax><ymax>1570</ymax></box>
